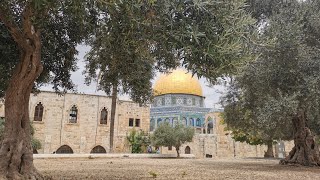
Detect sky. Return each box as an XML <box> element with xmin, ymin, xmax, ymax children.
<box><xmin>41</xmin><ymin>45</ymin><xmax>226</xmax><ymax>109</ymax></box>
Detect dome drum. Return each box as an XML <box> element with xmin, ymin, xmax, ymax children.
<box><xmin>152</xmin><ymin>94</ymin><xmax>204</xmax><ymax>108</ymax></box>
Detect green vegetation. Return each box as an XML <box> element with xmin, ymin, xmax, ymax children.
<box><xmin>151</xmin><ymin>122</ymin><xmax>194</xmax><ymax>157</ymax></box>
<box><xmin>149</xmin><ymin>171</ymin><xmax>157</xmax><ymax>179</ymax></box>
<box><xmin>223</xmin><ymin>0</ymin><xmax>320</xmax><ymax>165</ymax></box>
<box><xmin>0</xmin><ymin>1</ymin><xmax>98</xmax><ymax>178</ymax></box>
<box><xmin>83</xmin><ymin>0</ymin><xmax>258</xmax><ymax>152</ymax></box>
<box><xmin>126</xmin><ymin>129</ymin><xmax>150</xmax><ymax>153</ymax></box>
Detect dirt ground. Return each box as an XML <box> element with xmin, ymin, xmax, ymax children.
<box><xmin>35</xmin><ymin>158</ymin><xmax>320</xmax><ymax>180</ymax></box>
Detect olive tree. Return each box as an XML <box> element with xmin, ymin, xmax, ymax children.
<box><xmin>151</xmin><ymin>122</ymin><xmax>194</xmax><ymax>157</ymax></box>
<box><xmin>0</xmin><ymin>0</ymin><xmax>97</xmax><ymax>178</ymax></box>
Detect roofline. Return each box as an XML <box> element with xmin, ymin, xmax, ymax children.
<box><xmin>154</xmin><ymin>93</ymin><xmax>205</xmax><ymax>98</ymax></box>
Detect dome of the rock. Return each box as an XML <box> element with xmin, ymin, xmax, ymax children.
<box><xmin>153</xmin><ymin>69</ymin><xmax>203</xmax><ymax>97</ymax></box>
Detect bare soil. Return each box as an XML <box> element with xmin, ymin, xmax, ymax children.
<box><xmin>35</xmin><ymin>158</ymin><xmax>320</xmax><ymax>180</ymax></box>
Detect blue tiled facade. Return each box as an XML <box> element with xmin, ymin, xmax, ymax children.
<box><xmin>150</xmin><ymin>94</ymin><xmax>211</xmax><ymax>131</ymax></box>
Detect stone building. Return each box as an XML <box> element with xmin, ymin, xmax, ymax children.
<box><xmin>0</xmin><ymin>69</ymin><xmax>293</xmax><ymax>158</ymax></box>
<box><xmin>28</xmin><ymin>91</ymin><xmax>149</xmax><ymax>154</ymax></box>
<box><xmin>150</xmin><ymin>69</ymin><xmax>267</xmax><ymax>158</ymax></box>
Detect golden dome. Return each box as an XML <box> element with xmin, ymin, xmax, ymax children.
<box><xmin>153</xmin><ymin>69</ymin><xmax>203</xmax><ymax>96</ymax></box>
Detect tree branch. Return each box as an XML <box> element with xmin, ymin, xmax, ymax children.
<box><xmin>0</xmin><ymin>7</ymin><xmax>28</xmax><ymax>49</ymax></box>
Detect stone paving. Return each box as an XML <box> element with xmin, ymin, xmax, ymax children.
<box><xmin>35</xmin><ymin>157</ymin><xmax>320</xmax><ymax>180</ymax></box>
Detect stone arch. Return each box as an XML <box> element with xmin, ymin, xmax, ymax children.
<box><xmin>33</xmin><ymin>149</ymin><xmax>38</xmax><ymax>154</ymax></box>
<box><xmin>56</xmin><ymin>145</ymin><xmax>74</xmax><ymax>154</ymax></box>
<box><xmin>157</xmin><ymin>118</ymin><xmax>162</xmax><ymax>125</ymax></box>
<box><xmin>207</xmin><ymin>116</ymin><xmax>214</xmax><ymax>134</ymax></box>
<box><xmin>185</xmin><ymin>146</ymin><xmax>191</xmax><ymax>154</ymax></box>
<box><xmin>90</xmin><ymin>145</ymin><xmax>107</xmax><ymax>154</ymax></box>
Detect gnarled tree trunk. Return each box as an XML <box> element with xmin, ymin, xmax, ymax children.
<box><xmin>264</xmin><ymin>141</ymin><xmax>274</xmax><ymax>158</ymax></box>
<box><xmin>176</xmin><ymin>147</ymin><xmax>180</xmax><ymax>158</ymax></box>
<box><xmin>0</xmin><ymin>6</ymin><xmax>44</xmax><ymax>179</ymax></box>
<box><xmin>280</xmin><ymin>111</ymin><xmax>320</xmax><ymax>166</ymax></box>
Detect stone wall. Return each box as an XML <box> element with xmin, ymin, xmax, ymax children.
<box><xmin>160</xmin><ymin>111</ymin><xmax>267</xmax><ymax>158</ymax></box>
<box><xmin>29</xmin><ymin>91</ymin><xmax>149</xmax><ymax>154</ymax></box>
<box><xmin>160</xmin><ymin>112</ymin><xmax>298</xmax><ymax>159</ymax></box>
<box><xmin>1</xmin><ymin>91</ymin><xmax>296</xmax><ymax>158</ymax></box>
<box><xmin>274</xmin><ymin>141</ymin><xmax>295</xmax><ymax>158</ymax></box>
<box><xmin>161</xmin><ymin>134</ymin><xmax>267</xmax><ymax>158</ymax></box>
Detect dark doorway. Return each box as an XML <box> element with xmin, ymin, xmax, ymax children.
<box><xmin>56</xmin><ymin>145</ymin><xmax>73</xmax><ymax>154</ymax></box>
<box><xmin>185</xmin><ymin>146</ymin><xmax>191</xmax><ymax>154</ymax></box>
<box><xmin>33</xmin><ymin>149</ymin><xmax>38</xmax><ymax>154</ymax></box>
<box><xmin>90</xmin><ymin>145</ymin><xmax>107</xmax><ymax>154</ymax></box>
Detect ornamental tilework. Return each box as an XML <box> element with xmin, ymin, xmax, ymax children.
<box><xmin>187</xmin><ymin>98</ymin><xmax>192</xmax><ymax>105</ymax></box>
<box><xmin>165</xmin><ymin>97</ymin><xmax>171</xmax><ymax>106</ymax></box>
<box><xmin>177</xmin><ymin>97</ymin><xmax>183</xmax><ymax>105</ymax></box>
<box><xmin>151</xmin><ymin>94</ymin><xmax>210</xmax><ymax>131</ymax></box>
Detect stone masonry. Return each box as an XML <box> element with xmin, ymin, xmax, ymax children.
<box><xmin>0</xmin><ymin>92</ymin><xmax>294</xmax><ymax>158</ymax></box>
<box><xmin>161</xmin><ymin>112</ymin><xmax>267</xmax><ymax>158</ymax></box>
<box><xmin>28</xmin><ymin>91</ymin><xmax>149</xmax><ymax>154</ymax></box>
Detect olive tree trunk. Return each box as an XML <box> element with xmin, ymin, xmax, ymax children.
<box><xmin>264</xmin><ymin>141</ymin><xmax>274</xmax><ymax>158</ymax></box>
<box><xmin>176</xmin><ymin>146</ymin><xmax>180</xmax><ymax>158</ymax></box>
<box><xmin>109</xmin><ymin>83</ymin><xmax>118</xmax><ymax>153</ymax></box>
<box><xmin>280</xmin><ymin>111</ymin><xmax>320</xmax><ymax>166</ymax></box>
<box><xmin>0</xmin><ymin>6</ymin><xmax>44</xmax><ymax>179</ymax></box>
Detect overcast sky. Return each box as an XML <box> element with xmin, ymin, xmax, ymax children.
<box><xmin>42</xmin><ymin>45</ymin><xmax>226</xmax><ymax>109</ymax></box>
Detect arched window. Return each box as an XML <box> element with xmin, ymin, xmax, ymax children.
<box><xmin>161</xmin><ymin>97</ymin><xmax>165</xmax><ymax>106</ymax></box>
<box><xmin>196</xmin><ymin>118</ymin><xmax>201</xmax><ymax>127</ymax></box>
<box><xmin>185</xmin><ymin>146</ymin><xmax>191</xmax><ymax>154</ymax></box>
<box><xmin>100</xmin><ymin>107</ymin><xmax>108</xmax><ymax>124</ymax></box>
<box><xmin>182</xmin><ymin>117</ymin><xmax>187</xmax><ymax>126</ymax></box>
<box><xmin>34</xmin><ymin>102</ymin><xmax>44</xmax><ymax>121</ymax></box>
<box><xmin>90</xmin><ymin>145</ymin><xmax>107</xmax><ymax>154</ymax></box>
<box><xmin>56</xmin><ymin>145</ymin><xmax>73</xmax><ymax>154</ymax></box>
<box><xmin>157</xmin><ymin>118</ymin><xmax>162</xmax><ymax>126</ymax></box>
<box><xmin>192</xmin><ymin>98</ymin><xmax>196</xmax><ymax>106</ymax></box>
<box><xmin>189</xmin><ymin>118</ymin><xmax>194</xmax><ymax>127</ymax></box>
<box><xmin>69</xmin><ymin>105</ymin><xmax>78</xmax><ymax>123</ymax></box>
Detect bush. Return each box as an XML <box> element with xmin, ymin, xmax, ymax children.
<box><xmin>126</xmin><ymin>129</ymin><xmax>150</xmax><ymax>153</ymax></box>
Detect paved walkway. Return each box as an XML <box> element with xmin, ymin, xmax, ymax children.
<box><xmin>33</xmin><ymin>153</ymin><xmax>195</xmax><ymax>159</ymax></box>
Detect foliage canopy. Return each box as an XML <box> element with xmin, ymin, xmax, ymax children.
<box><xmin>223</xmin><ymin>0</ymin><xmax>320</xmax><ymax>165</ymax></box>
<box><xmin>151</xmin><ymin>122</ymin><xmax>194</xmax><ymax>157</ymax></box>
